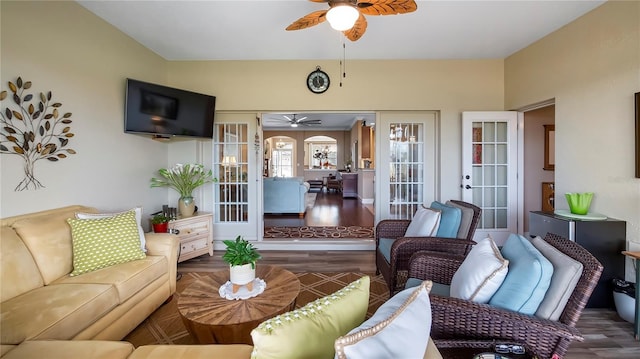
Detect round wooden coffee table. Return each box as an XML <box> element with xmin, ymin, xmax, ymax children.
<box><xmin>177</xmin><ymin>265</ymin><xmax>300</xmax><ymax>344</ymax></box>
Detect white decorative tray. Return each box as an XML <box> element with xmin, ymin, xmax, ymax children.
<box><xmin>218</xmin><ymin>278</ymin><xmax>266</xmax><ymax>300</ymax></box>
<box><xmin>554</xmin><ymin>209</ymin><xmax>607</xmax><ymax>221</ymax></box>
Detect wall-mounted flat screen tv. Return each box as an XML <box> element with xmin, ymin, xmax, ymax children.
<box><xmin>124</xmin><ymin>79</ymin><xmax>215</xmax><ymax>139</ymax></box>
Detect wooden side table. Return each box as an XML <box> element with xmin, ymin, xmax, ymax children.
<box><xmin>168</xmin><ymin>212</ymin><xmax>213</xmax><ymax>263</ymax></box>
<box><xmin>177</xmin><ymin>265</ymin><xmax>300</xmax><ymax>344</ymax></box>
<box><xmin>622</xmin><ymin>251</ymin><xmax>640</xmax><ymax>340</ymax></box>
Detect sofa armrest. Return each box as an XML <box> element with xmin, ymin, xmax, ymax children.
<box><xmin>144</xmin><ymin>233</ymin><xmax>179</xmax><ymax>295</ymax></box>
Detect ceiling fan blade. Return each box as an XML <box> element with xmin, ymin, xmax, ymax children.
<box><xmin>286</xmin><ymin>10</ymin><xmax>328</xmax><ymax>31</ymax></box>
<box><xmin>357</xmin><ymin>0</ymin><xmax>417</xmax><ymax>16</ymax></box>
<box><xmin>296</xmin><ymin>116</ymin><xmax>308</xmax><ymax>122</ymax></box>
<box><xmin>283</xmin><ymin>115</ymin><xmax>292</xmax><ymax>121</ymax></box>
<box><xmin>343</xmin><ymin>13</ymin><xmax>367</xmax><ymax>41</ymax></box>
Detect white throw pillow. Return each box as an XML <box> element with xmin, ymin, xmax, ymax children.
<box><xmin>450</xmin><ymin>237</ymin><xmax>509</xmax><ymax>303</ymax></box>
<box><xmin>76</xmin><ymin>207</ymin><xmax>146</xmax><ymax>252</ymax></box>
<box><xmin>334</xmin><ymin>280</ymin><xmax>432</xmax><ymax>359</ymax></box>
<box><xmin>404</xmin><ymin>205</ymin><xmax>441</xmax><ymax>237</ymax></box>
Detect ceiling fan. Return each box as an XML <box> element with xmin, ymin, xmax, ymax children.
<box><xmin>267</xmin><ymin>114</ymin><xmax>322</xmax><ymax>127</ymax></box>
<box><xmin>286</xmin><ymin>0</ymin><xmax>418</xmax><ymax>42</ymax></box>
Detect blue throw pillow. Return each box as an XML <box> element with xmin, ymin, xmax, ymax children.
<box><xmin>489</xmin><ymin>234</ymin><xmax>554</xmax><ymax>315</ymax></box>
<box><xmin>430</xmin><ymin>201</ymin><xmax>462</xmax><ymax>238</ymax></box>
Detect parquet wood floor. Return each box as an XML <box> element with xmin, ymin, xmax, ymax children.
<box><xmin>179</xmin><ymin>250</ymin><xmax>640</xmax><ymax>357</ymax></box>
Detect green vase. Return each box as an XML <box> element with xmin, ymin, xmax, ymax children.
<box><xmin>565</xmin><ymin>192</ymin><xmax>593</xmax><ymax>215</ymax></box>
<box><xmin>178</xmin><ymin>196</ymin><xmax>196</xmax><ymax>218</ymax></box>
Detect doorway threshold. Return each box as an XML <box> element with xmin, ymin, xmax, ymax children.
<box><xmin>214</xmin><ymin>238</ymin><xmax>375</xmax><ymax>251</ymax></box>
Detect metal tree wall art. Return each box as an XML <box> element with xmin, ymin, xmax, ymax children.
<box><xmin>0</xmin><ymin>77</ymin><xmax>76</xmax><ymax>191</ymax></box>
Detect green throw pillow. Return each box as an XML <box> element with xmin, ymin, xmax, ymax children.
<box><xmin>251</xmin><ymin>276</ymin><xmax>370</xmax><ymax>359</ymax></box>
<box><xmin>67</xmin><ymin>209</ymin><xmax>146</xmax><ymax>276</ymax></box>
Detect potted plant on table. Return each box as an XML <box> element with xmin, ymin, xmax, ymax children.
<box><xmin>222</xmin><ymin>235</ymin><xmax>262</xmax><ymax>293</ymax></box>
<box><xmin>150</xmin><ymin>163</ymin><xmax>217</xmax><ymax>218</ymax></box>
<box><xmin>151</xmin><ymin>214</ymin><xmax>170</xmax><ymax>233</ymax></box>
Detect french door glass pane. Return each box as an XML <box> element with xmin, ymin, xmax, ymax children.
<box><xmin>213</xmin><ymin>123</ymin><xmax>248</xmax><ymax>223</ymax></box>
<box><xmin>471</xmin><ymin>121</ymin><xmax>509</xmax><ymax>229</ymax></box>
<box><xmin>389</xmin><ymin>123</ymin><xmax>423</xmax><ymax>219</ymax></box>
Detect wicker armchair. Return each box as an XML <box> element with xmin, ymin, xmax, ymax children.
<box><xmin>408</xmin><ymin>233</ymin><xmax>603</xmax><ymax>359</ymax></box>
<box><xmin>375</xmin><ymin>200</ymin><xmax>481</xmax><ymax>295</ymax></box>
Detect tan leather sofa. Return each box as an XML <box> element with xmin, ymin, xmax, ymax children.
<box><xmin>0</xmin><ymin>206</ymin><xmax>179</xmax><ymax>357</ymax></box>
<box><xmin>1</xmin><ymin>339</ymin><xmax>442</xmax><ymax>359</ymax></box>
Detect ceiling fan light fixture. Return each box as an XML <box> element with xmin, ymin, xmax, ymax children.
<box><xmin>290</xmin><ymin>123</ymin><xmax>299</xmax><ymax>128</ymax></box>
<box><xmin>326</xmin><ymin>4</ymin><xmax>359</xmax><ymax>31</ymax></box>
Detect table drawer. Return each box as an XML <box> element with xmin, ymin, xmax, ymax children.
<box><xmin>180</xmin><ymin>235</ymin><xmax>210</xmax><ymax>255</ymax></box>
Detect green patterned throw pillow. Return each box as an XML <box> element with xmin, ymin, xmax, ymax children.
<box><xmin>67</xmin><ymin>209</ymin><xmax>146</xmax><ymax>276</ymax></box>
<box><xmin>251</xmin><ymin>276</ymin><xmax>370</xmax><ymax>359</ymax></box>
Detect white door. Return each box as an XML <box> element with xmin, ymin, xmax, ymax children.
<box><xmin>209</xmin><ymin>112</ymin><xmax>262</xmax><ymax>242</ymax></box>
<box><xmin>462</xmin><ymin>111</ymin><xmax>518</xmax><ymax>245</ymax></box>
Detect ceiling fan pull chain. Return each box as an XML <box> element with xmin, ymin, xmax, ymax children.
<box><xmin>340</xmin><ymin>39</ymin><xmax>347</xmax><ymax>87</ymax></box>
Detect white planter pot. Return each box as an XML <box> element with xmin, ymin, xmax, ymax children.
<box><xmin>229</xmin><ymin>263</ymin><xmax>256</xmax><ymax>285</ymax></box>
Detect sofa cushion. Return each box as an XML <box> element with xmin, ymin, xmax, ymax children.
<box><xmin>53</xmin><ymin>255</ymin><xmax>167</xmax><ymax>303</ymax></box>
<box><xmin>0</xmin><ymin>226</ymin><xmax>44</xmax><ymax>302</ymax></box>
<box><xmin>531</xmin><ymin>236</ymin><xmax>584</xmax><ymax>320</ymax></box>
<box><xmin>251</xmin><ymin>276</ymin><xmax>370</xmax><ymax>359</ymax></box>
<box><xmin>405</xmin><ymin>205</ymin><xmax>441</xmax><ymax>237</ymax></box>
<box><xmin>429</xmin><ymin>201</ymin><xmax>462</xmax><ymax>238</ymax></box>
<box><xmin>445</xmin><ymin>201</ymin><xmax>474</xmax><ymax>239</ymax></box>
<box><xmin>1</xmin><ymin>283</ymin><xmax>118</xmax><ymax>344</ymax></box>
<box><xmin>489</xmin><ymin>234</ymin><xmax>554</xmax><ymax>315</ymax></box>
<box><xmin>2</xmin><ymin>340</ymin><xmax>134</xmax><ymax>359</ymax></box>
<box><xmin>129</xmin><ymin>344</ymin><xmax>254</xmax><ymax>359</ymax></box>
<box><xmin>67</xmin><ymin>210</ymin><xmax>146</xmax><ymax>276</ymax></box>
<box><xmin>334</xmin><ymin>280</ymin><xmax>432</xmax><ymax>359</ymax></box>
<box><xmin>10</xmin><ymin>206</ymin><xmax>97</xmax><ymax>284</ymax></box>
<box><xmin>75</xmin><ymin>207</ymin><xmax>146</xmax><ymax>252</ymax></box>
<box><xmin>450</xmin><ymin>237</ymin><xmax>509</xmax><ymax>303</ymax></box>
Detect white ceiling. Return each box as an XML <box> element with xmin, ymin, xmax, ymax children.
<box><xmin>77</xmin><ymin>0</ymin><xmax>605</xmax><ymax>129</ymax></box>
<box><xmin>79</xmin><ymin>0</ymin><xmax>605</xmax><ymax>61</ymax></box>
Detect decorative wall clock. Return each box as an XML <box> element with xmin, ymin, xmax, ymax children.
<box><xmin>307</xmin><ymin>67</ymin><xmax>330</xmax><ymax>94</ymax></box>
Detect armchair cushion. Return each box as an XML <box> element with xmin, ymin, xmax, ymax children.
<box><xmin>429</xmin><ymin>202</ymin><xmax>461</xmax><ymax>238</ymax></box>
<box><xmin>450</xmin><ymin>237</ymin><xmax>508</xmax><ymax>303</ymax></box>
<box><xmin>335</xmin><ymin>280</ymin><xmax>432</xmax><ymax>359</ymax></box>
<box><xmin>489</xmin><ymin>234</ymin><xmax>554</xmax><ymax>315</ymax></box>
<box><xmin>378</xmin><ymin>238</ymin><xmax>395</xmax><ymax>263</ymax></box>
<box><xmin>531</xmin><ymin>236</ymin><xmax>584</xmax><ymax>320</ymax></box>
<box><xmin>251</xmin><ymin>276</ymin><xmax>369</xmax><ymax>359</ymax></box>
<box><xmin>445</xmin><ymin>201</ymin><xmax>474</xmax><ymax>239</ymax></box>
<box><xmin>405</xmin><ymin>206</ymin><xmax>441</xmax><ymax>237</ymax></box>
<box><xmin>67</xmin><ymin>210</ymin><xmax>146</xmax><ymax>276</ymax></box>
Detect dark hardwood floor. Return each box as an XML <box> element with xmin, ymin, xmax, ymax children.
<box><xmin>263</xmin><ymin>189</ymin><xmax>374</xmax><ymax>227</ymax></box>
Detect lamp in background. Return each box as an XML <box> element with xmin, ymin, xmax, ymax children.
<box><xmin>326</xmin><ymin>3</ymin><xmax>359</xmax><ymax>31</ymax></box>
<box><xmin>222</xmin><ymin>155</ymin><xmax>237</xmax><ymax>181</ymax></box>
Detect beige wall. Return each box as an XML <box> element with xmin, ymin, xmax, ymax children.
<box><xmin>166</xmin><ymin>60</ymin><xmax>505</xmax><ymax>201</ymax></box>
<box><xmin>505</xmin><ymin>1</ymin><xmax>640</xmax><ymax>278</ymax></box>
<box><xmin>1</xmin><ymin>1</ymin><xmax>169</xmax><ymax>222</ymax></box>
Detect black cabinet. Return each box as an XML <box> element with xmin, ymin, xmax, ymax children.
<box><xmin>529</xmin><ymin>211</ymin><xmax>626</xmax><ymax>308</ymax></box>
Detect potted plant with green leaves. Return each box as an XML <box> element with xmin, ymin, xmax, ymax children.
<box><xmin>151</xmin><ymin>214</ymin><xmax>170</xmax><ymax>233</ymax></box>
<box><xmin>222</xmin><ymin>235</ymin><xmax>262</xmax><ymax>293</ymax></box>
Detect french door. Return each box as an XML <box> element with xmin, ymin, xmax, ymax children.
<box><xmin>376</xmin><ymin>111</ymin><xmax>438</xmax><ymax>221</ymax></box>
<box><xmin>461</xmin><ymin>111</ymin><xmax>518</xmax><ymax>245</ymax></box>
